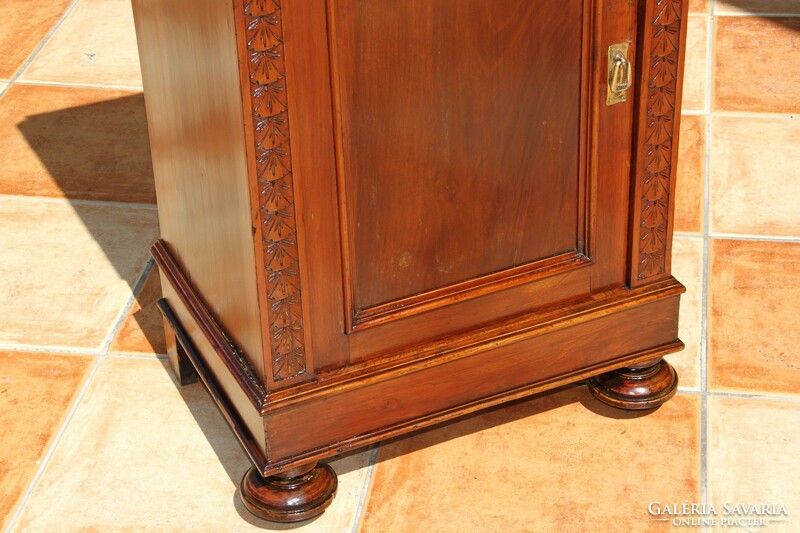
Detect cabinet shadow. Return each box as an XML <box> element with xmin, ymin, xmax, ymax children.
<box><xmin>15</xmin><ymin>92</ymin><xmax>165</xmax><ymax>354</ymax></box>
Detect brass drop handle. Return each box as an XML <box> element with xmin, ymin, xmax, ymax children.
<box><xmin>610</xmin><ymin>52</ymin><xmax>630</xmax><ymax>92</ymax></box>
<box><xmin>607</xmin><ymin>43</ymin><xmax>632</xmax><ymax>105</ymax></box>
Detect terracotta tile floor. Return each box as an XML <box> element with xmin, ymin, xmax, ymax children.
<box><xmin>1</xmin><ymin>1</ymin><xmax>799</xmax><ymax>531</ymax></box>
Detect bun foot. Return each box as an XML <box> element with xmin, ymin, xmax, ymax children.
<box><xmin>240</xmin><ymin>463</ymin><xmax>338</xmax><ymax>523</ymax></box>
<box><xmin>588</xmin><ymin>359</ymin><xmax>678</xmax><ymax>410</ymax></box>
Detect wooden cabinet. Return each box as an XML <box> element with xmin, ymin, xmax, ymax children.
<box><xmin>133</xmin><ymin>0</ymin><xmax>689</xmax><ymax>522</ymax></box>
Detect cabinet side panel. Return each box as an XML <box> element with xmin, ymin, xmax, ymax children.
<box><xmin>132</xmin><ymin>0</ymin><xmax>265</xmax><ymax>379</ymax></box>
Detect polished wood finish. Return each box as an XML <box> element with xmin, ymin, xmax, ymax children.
<box><xmin>131</xmin><ymin>0</ymin><xmax>266</xmax><ymax>380</ymax></box>
<box><xmin>240</xmin><ymin>462</ymin><xmax>337</xmax><ymax>523</ymax></box>
<box><xmin>331</xmin><ymin>0</ymin><xmax>585</xmax><ymax>313</ymax></box>
<box><xmin>588</xmin><ymin>359</ymin><xmax>679</xmax><ymax>409</ymax></box>
<box><xmin>133</xmin><ymin>0</ymin><xmax>690</xmax><ymax>522</ymax></box>
<box><xmin>154</xmin><ymin>244</ymin><xmax>683</xmax><ymax>470</ymax></box>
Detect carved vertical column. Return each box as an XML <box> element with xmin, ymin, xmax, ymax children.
<box><xmin>628</xmin><ymin>0</ymin><xmax>689</xmax><ymax>287</ymax></box>
<box><xmin>238</xmin><ymin>0</ymin><xmax>309</xmax><ymax>384</ymax></box>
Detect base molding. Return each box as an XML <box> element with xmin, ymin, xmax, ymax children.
<box><xmin>154</xmin><ymin>238</ymin><xmax>684</xmax><ymax>477</ymax></box>
<box><xmin>157</xmin><ymin>298</ymin><xmax>682</xmax><ymax>478</ymax></box>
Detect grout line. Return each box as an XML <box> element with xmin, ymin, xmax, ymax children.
<box><xmin>704</xmin><ymin>390</ymin><xmax>800</xmax><ymax>403</ymax></box>
<box><xmin>3</xmin><ymin>352</ymin><xmax>104</xmax><ymax>533</ymax></box>
<box><xmin>99</xmin><ymin>259</ymin><xmax>154</xmax><ymax>354</ymax></box>
<box><xmin>106</xmin><ymin>351</ymin><xmax>166</xmax><ymax>360</ymax></box>
<box><xmin>0</xmin><ymin>343</ymin><xmax>100</xmax><ymax>356</ymax></box>
<box><xmin>688</xmin><ymin>112</ymin><xmax>797</xmax><ymax>123</ymax></box>
<box><xmin>710</xmin><ymin>111</ymin><xmax>799</xmax><ymax>119</ymax></box>
<box><xmin>0</xmin><ymin>195</ymin><xmax>157</xmax><ymax>210</ymax></box>
<box><xmin>13</xmin><ymin>79</ymin><xmax>144</xmax><ymax>92</ymax></box>
<box><xmin>2</xmin><ymin>0</ymin><xmax>81</xmax><ymax>89</ymax></box>
<box><xmin>677</xmin><ymin>388</ymin><xmax>800</xmax><ymax>402</ymax></box>
<box><xmin>713</xmin><ymin>12</ymin><xmax>800</xmax><ymax>18</ymax></box>
<box><xmin>700</xmin><ymin>395</ymin><xmax>709</xmax><ymax>533</ymax></box>
<box><xmin>351</xmin><ymin>444</ymin><xmax>380</xmax><ymax>533</ymax></box>
<box><xmin>4</xmin><ymin>258</ymin><xmax>153</xmax><ymax>532</ymax></box>
<box><xmin>676</xmin><ymin>232</ymin><xmax>800</xmax><ymax>243</ymax></box>
<box><xmin>699</xmin><ymin>1</ymin><xmax>715</xmax><ymax>520</ymax></box>
<box><xmin>708</xmin><ymin>233</ymin><xmax>800</xmax><ymax>243</ymax></box>
<box><xmin>673</xmin><ymin>231</ymin><xmax>704</xmax><ymax>239</ymax></box>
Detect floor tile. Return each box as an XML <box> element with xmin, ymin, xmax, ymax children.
<box><xmin>0</xmin><ymin>84</ymin><xmax>155</xmax><ymax>203</ymax></box>
<box><xmin>19</xmin><ymin>0</ymin><xmax>142</xmax><ymax>87</ymax></box>
<box><xmin>0</xmin><ymin>350</ymin><xmax>94</xmax><ymax>530</ymax></box>
<box><xmin>0</xmin><ymin>199</ymin><xmax>158</xmax><ymax>350</ymax></box>
<box><xmin>11</xmin><ymin>357</ymin><xmax>372</xmax><ymax>532</ymax></box>
<box><xmin>708</xmin><ymin>239</ymin><xmax>800</xmax><ymax>396</ymax></box>
<box><xmin>0</xmin><ymin>0</ymin><xmax>74</xmax><ymax>79</ymax></box>
<box><xmin>681</xmin><ymin>16</ymin><xmax>708</xmax><ymax>112</ymax></box>
<box><xmin>667</xmin><ymin>237</ymin><xmax>703</xmax><ymax>390</ymax></box>
<box><xmin>716</xmin><ymin>0</ymin><xmax>800</xmax><ymax>15</ymax></box>
<box><xmin>688</xmin><ymin>0</ymin><xmax>709</xmax><ymax>14</ymax></box>
<box><xmin>708</xmin><ymin>396</ymin><xmax>800</xmax><ymax>531</ymax></box>
<box><xmin>713</xmin><ymin>17</ymin><xmax>800</xmax><ymax>114</ymax></box>
<box><xmin>109</xmin><ymin>267</ymin><xmax>166</xmax><ymax>356</ymax></box>
<box><xmin>360</xmin><ymin>388</ymin><xmax>700</xmax><ymax>532</ymax></box>
<box><xmin>710</xmin><ymin>116</ymin><xmax>800</xmax><ymax>237</ymax></box>
<box><xmin>674</xmin><ymin>114</ymin><xmax>705</xmax><ymax>234</ymax></box>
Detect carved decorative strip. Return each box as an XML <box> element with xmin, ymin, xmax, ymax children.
<box><xmin>637</xmin><ymin>0</ymin><xmax>683</xmax><ymax>281</ymax></box>
<box><xmin>244</xmin><ymin>0</ymin><xmax>307</xmax><ymax>381</ymax></box>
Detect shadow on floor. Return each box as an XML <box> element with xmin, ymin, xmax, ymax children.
<box><xmin>376</xmin><ymin>382</ymin><xmax>657</xmax><ymax>465</ymax></box>
<box><xmin>16</xmin><ymin>91</ymin><xmax>165</xmax><ymax>355</ymax></box>
<box><xmin>165</xmin><ymin>358</ymin><xmax>364</xmax><ymax>530</ymax></box>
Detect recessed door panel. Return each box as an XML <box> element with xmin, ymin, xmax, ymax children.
<box><xmin>329</xmin><ymin>0</ymin><xmax>590</xmax><ymax>330</ymax></box>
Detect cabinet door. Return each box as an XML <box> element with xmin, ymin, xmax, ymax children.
<box><xmin>275</xmin><ymin>0</ymin><xmax>639</xmax><ymax>369</ymax></box>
